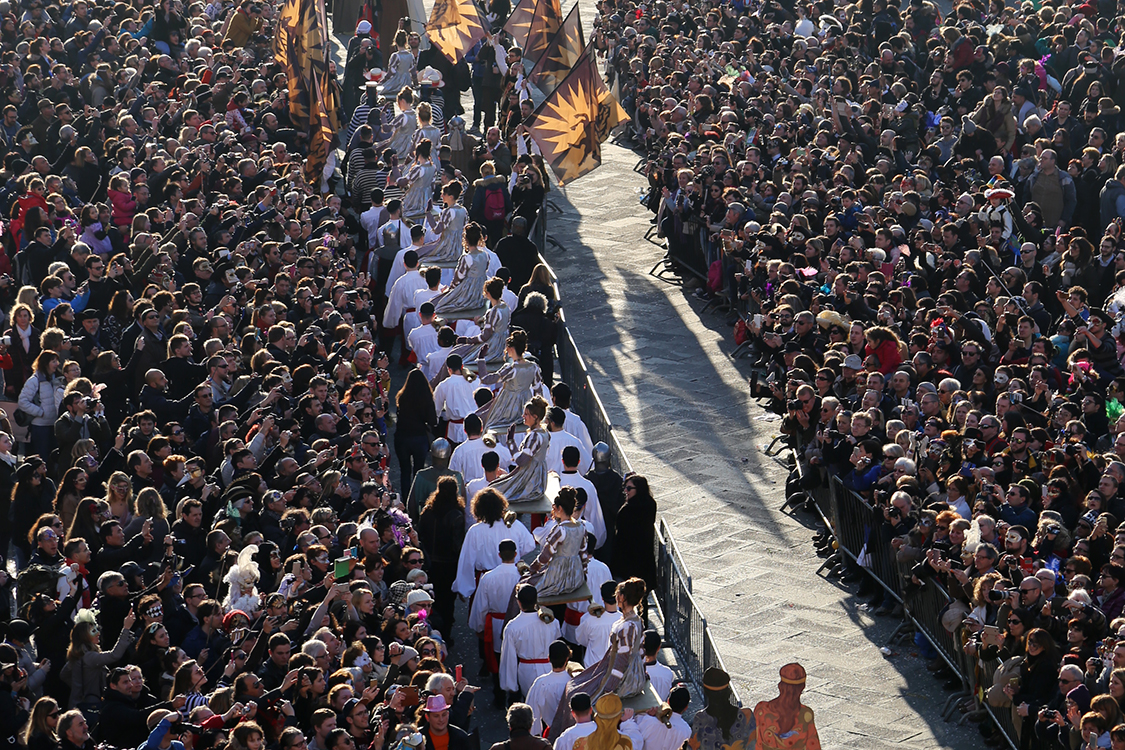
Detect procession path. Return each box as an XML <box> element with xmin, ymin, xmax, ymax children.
<box><xmin>546</xmin><ymin>135</ymin><xmax>980</xmax><ymax>748</ymax></box>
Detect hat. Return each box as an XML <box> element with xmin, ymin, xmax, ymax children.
<box><xmin>961</xmin><ymin>115</ymin><xmax>976</xmax><ymax>135</ymax></box>
<box><xmin>356</xmin><ymin>19</ymin><xmax>372</xmax><ymax>34</ymax></box>
<box><xmin>406</xmin><ymin>589</ymin><xmax>433</xmax><ymax>607</ymax></box>
<box><xmin>594</xmin><ymin>694</ymin><xmax>624</xmax><ymax>720</ymax></box>
<box><xmin>421</xmin><ymin>695</ymin><xmax>451</xmax><ymax>713</ymax></box>
<box><xmin>419</xmin><ymin>67</ymin><xmax>444</xmax><ymax>88</ymax></box>
<box><xmin>214</xmin><ymin>65</ymin><xmax>234</xmax><ymax>79</ymax></box>
<box><xmin>120</xmin><ymin>562</ymin><xmax>143</xmax><ymax>581</ymax></box>
<box><xmin>5</xmin><ymin>620</ymin><xmax>31</xmax><ymax>642</ymax></box>
<box><xmin>783</xmin><ymin>340</ymin><xmax>803</xmax><ymax>354</ymax></box>
<box><xmin>843</xmin><ymin>354</ymin><xmax>863</xmax><ymax>370</ymax></box>
<box><xmin>985</xmin><ymin>187</ymin><xmax>1014</xmax><ymax>201</ymax></box>
<box><xmin>702</xmin><ymin>667</ymin><xmax>730</xmax><ymax>691</ymax></box>
<box><xmin>76</xmin><ymin>309</ymin><xmax>100</xmax><ymax>322</ymax></box>
<box><xmin>1100</xmin><ymin>97</ymin><xmax>1121</xmax><ymax>116</ymax></box>
<box><xmin>816</xmin><ymin>310</ymin><xmax>849</xmax><ymax>331</ymax></box>
<box><xmin>779</xmin><ymin>663</ymin><xmax>806</xmax><ymax>685</ymax></box>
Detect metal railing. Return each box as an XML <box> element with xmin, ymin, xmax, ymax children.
<box><xmin>527</xmin><ymin>201</ymin><xmax>737</xmax><ymax>702</ymax></box>
<box><xmin>801</xmin><ymin>464</ymin><xmax>1019</xmax><ymax>750</ymax></box>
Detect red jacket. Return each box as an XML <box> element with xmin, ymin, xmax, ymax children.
<box><xmin>865</xmin><ymin>338</ymin><xmax>903</xmax><ymax>374</ymax></box>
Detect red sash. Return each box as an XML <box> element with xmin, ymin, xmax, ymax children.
<box><xmin>482</xmin><ymin>611</ymin><xmax>505</xmax><ymax>673</ymax></box>
<box><xmin>563</xmin><ymin>608</ymin><xmax>583</xmax><ymax>627</ymax></box>
<box><xmin>518</xmin><ymin>657</ymin><xmax>550</xmax><ymax>664</ymax></box>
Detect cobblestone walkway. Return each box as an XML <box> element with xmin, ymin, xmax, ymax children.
<box><xmin>546</xmin><ymin>139</ymin><xmax>981</xmax><ymax>749</ymax></box>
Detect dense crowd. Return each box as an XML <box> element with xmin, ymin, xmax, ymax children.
<box><xmin>606</xmin><ymin>0</ymin><xmax>1125</xmax><ymax>746</ymax></box>
<box><xmin>0</xmin><ymin>0</ymin><xmax>703</xmax><ymax>748</ymax></box>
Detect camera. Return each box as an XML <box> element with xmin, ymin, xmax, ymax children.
<box><xmin>987</xmin><ymin>589</ymin><xmax>1007</xmax><ymax>602</ymax></box>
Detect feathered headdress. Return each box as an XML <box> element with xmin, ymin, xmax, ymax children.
<box><xmin>225</xmin><ymin>545</ymin><xmax>260</xmax><ymax>589</ymax></box>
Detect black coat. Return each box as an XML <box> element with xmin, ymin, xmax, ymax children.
<box><xmin>611</xmin><ymin>494</ymin><xmax>657</xmax><ymax>587</ymax></box>
<box><xmin>423</xmin><ymin>724</ymin><xmax>473</xmax><ymax>750</ymax></box>
<box><xmin>96</xmin><ymin>689</ymin><xmax>149</xmax><ymax>747</ymax></box>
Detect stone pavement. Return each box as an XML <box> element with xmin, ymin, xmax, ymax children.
<box><xmin>543</xmin><ymin>140</ymin><xmax>982</xmax><ymax>747</ymax></box>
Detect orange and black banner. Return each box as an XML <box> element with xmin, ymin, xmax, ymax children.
<box><xmin>527</xmin><ymin>2</ymin><xmax>583</xmax><ymax>96</ymax></box>
<box><xmin>524</xmin><ymin>43</ymin><xmax>628</xmax><ymax>185</ymax></box>
<box><xmin>427</xmin><ymin>0</ymin><xmax>487</xmax><ymax>63</ymax></box>
<box><xmin>274</xmin><ymin>0</ymin><xmax>338</xmax><ymax>187</ymax></box>
<box><xmin>522</xmin><ymin>0</ymin><xmax>561</xmax><ymax>66</ymax></box>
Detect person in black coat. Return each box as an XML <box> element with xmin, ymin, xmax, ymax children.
<box><xmin>0</xmin><ymin>660</ymin><xmax>29</xmax><ymax>750</ymax></box>
<box><xmin>95</xmin><ymin>670</ymin><xmax>149</xmax><ymax>747</ymax></box>
<box><xmin>510</xmin><ymin>292</ymin><xmax>558</xmax><ymax>387</ymax></box>
<box><xmin>416</xmin><ymin>476</ymin><xmax>465</xmax><ymax>636</ymax></box>
<box><xmin>611</xmin><ymin>474</ymin><xmax>657</xmax><ymax>590</ymax></box>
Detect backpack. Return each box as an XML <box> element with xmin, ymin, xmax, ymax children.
<box><xmin>484</xmin><ymin>185</ymin><xmax>506</xmax><ymax>222</ymax></box>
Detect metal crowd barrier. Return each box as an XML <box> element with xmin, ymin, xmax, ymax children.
<box><xmin>815</xmin><ymin>470</ymin><xmax>1019</xmax><ymax>750</ymax></box>
<box><xmin>655</xmin><ymin>516</ymin><xmax>739</xmax><ymax>704</ymax></box>
<box><xmin>526</xmin><ymin>206</ymin><xmax>737</xmax><ymax>702</ymax></box>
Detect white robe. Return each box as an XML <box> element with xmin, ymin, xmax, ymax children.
<box><xmin>468</xmin><ymin>561</ymin><xmax>521</xmax><ymax>650</ymax></box>
<box><xmin>554</xmin><ymin>720</ymin><xmax>596</xmax><ymax>750</ymax></box>
<box><xmin>636</xmin><ymin>713</ymin><xmax>690</xmax><ymax>750</ymax></box>
<box><xmin>407</xmin><ymin>321</ymin><xmax>440</xmax><ymax>362</ymax></box>
<box><xmin>559</xmin><ymin>471</ymin><xmax>605</xmax><ymax>549</ymax></box>
<box><xmin>546</xmin><ymin>429</ymin><xmax>592</xmax><ymax>476</ymax></box>
<box><xmin>451</xmin><ymin>437</ymin><xmax>513</xmax><ymax>485</ymax></box>
<box><xmin>404</xmin><ymin>287</ymin><xmax>440</xmax><ymax>340</ymax></box>
<box><xmin>433</xmin><ymin>373</ymin><xmax>478</xmax><ymax>443</ymax></box>
<box><xmin>423</xmin><ymin>346</ymin><xmax>453</xmax><ymax>381</ymax></box>
<box><xmin>563</xmin><ymin>556</ymin><xmax>613</xmax><ymax>641</ymax></box>
<box><xmin>525</xmin><ymin>669</ymin><xmax>571</xmax><ymax>736</ymax></box>
<box><xmin>562</xmin><ymin>407</ymin><xmax>594</xmax><ymax>453</ymax></box>
<box><xmin>575</xmin><ymin>608</ymin><xmax>621</xmax><ymax>668</ymax></box>
<box><xmin>500</xmin><ymin>610</ymin><xmax>561</xmax><ymax>693</ymax></box>
<box><xmin>645</xmin><ymin>661</ymin><xmax>675</xmax><ymax>702</ymax></box>
<box><xmin>383</xmin><ymin>268</ymin><xmax>428</xmax><ymax>328</ymax></box>
<box><xmin>453</xmin><ymin>519</ymin><xmax>536</xmax><ymax>597</ymax></box>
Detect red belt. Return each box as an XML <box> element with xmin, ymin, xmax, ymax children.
<box><xmin>404</xmin><ymin>307</ymin><xmax>416</xmax><ymax>313</ymax></box>
<box><xmin>518</xmin><ymin>657</ymin><xmax>550</xmax><ymax>665</ymax></box>
<box><xmin>563</xmin><ymin>608</ymin><xmax>583</xmax><ymax>627</ymax></box>
<box><xmin>449</xmin><ymin>418</ymin><xmax>465</xmax><ymax>424</ymax></box>
<box><xmin>482</xmin><ymin>612</ymin><xmax>505</xmax><ymax>673</ymax></box>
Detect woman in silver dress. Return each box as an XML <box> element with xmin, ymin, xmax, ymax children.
<box><xmin>419</xmin><ymin>182</ymin><xmax>469</xmax><ymax>263</ymax></box>
<box><xmin>549</xmin><ymin>578</ymin><xmax>651</xmax><ymax>742</ymax></box>
<box><xmin>490</xmin><ymin>395</ymin><xmax>549</xmax><ymax>503</ymax></box>
<box><xmin>412</xmin><ymin>102</ymin><xmax>442</xmax><ymax>168</ymax></box>
<box><xmin>475</xmin><ymin>329</ymin><xmax>541</xmax><ymax>432</ymax></box>
<box><xmin>380</xmin><ymin>87</ymin><xmax>417</xmax><ymax>161</ymax></box>
<box><xmin>379</xmin><ymin>30</ymin><xmax>416</xmax><ymax>97</ymax></box>
<box><xmin>399</xmin><ymin>139</ymin><xmax>437</xmax><ymax>222</ymax></box>
<box><xmin>452</xmin><ymin>277</ymin><xmax>510</xmax><ymax>364</ymax></box>
<box><xmin>520</xmin><ymin>486</ymin><xmax>587</xmax><ymax>597</ymax></box>
<box><xmin>433</xmin><ymin>223</ymin><xmax>489</xmax><ymax>315</ymax></box>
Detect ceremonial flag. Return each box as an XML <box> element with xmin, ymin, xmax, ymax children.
<box><xmin>502</xmin><ymin>0</ymin><xmax>536</xmax><ymax>50</ymax></box>
<box><xmin>523</xmin><ymin>0</ymin><xmax>561</xmax><ymax>66</ymax></box>
<box><xmin>524</xmin><ymin>45</ymin><xmax>628</xmax><ymax>185</ymax></box>
<box><xmin>426</xmin><ymin>0</ymin><xmax>487</xmax><ymax>64</ymax></box>
<box><xmin>527</xmin><ymin>3</ymin><xmax>584</xmax><ymax>95</ymax></box>
<box><xmin>273</xmin><ymin>0</ymin><xmax>338</xmax><ymax>188</ymax></box>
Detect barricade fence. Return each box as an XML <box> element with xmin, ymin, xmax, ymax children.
<box><xmin>526</xmin><ymin>202</ymin><xmax>737</xmax><ymax>702</ymax></box>
<box><xmin>798</xmin><ymin>460</ymin><xmax>1018</xmax><ymax>750</ymax></box>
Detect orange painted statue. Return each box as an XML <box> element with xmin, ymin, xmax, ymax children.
<box><xmin>753</xmin><ymin>663</ymin><xmax>820</xmax><ymax>750</ymax></box>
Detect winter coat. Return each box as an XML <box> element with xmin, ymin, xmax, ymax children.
<box><xmin>18</xmin><ymin>373</ymin><xmax>61</xmax><ymax>427</ymax></box>
<box><xmin>60</xmin><ymin>626</ymin><xmax>134</xmax><ymax>708</ymax></box>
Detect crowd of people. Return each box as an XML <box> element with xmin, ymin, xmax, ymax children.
<box><xmin>614</xmin><ymin>0</ymin><xmax>1125</xmax><ymax>745</ymax></box>
<box><xmin>0</xmin><ymin>0</ymin><xmax>723</xmax><ymax>747</ymax></box>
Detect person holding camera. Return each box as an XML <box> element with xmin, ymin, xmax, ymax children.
<box><xmin>53</xmin><ymin>391</ymin><xmax>110</xmax><ymax>468</ymax></box>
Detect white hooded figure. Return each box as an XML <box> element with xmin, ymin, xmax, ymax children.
<box><xmin>223</xmin><ymin>545</ymin><xmax>261</xmax><ymax>615</ymax></box>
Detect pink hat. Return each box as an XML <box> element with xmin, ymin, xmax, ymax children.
<box><xmin>421</xmin><ymin>695</ymin><xmax>451</xmax><ymax>713</ymax></box>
